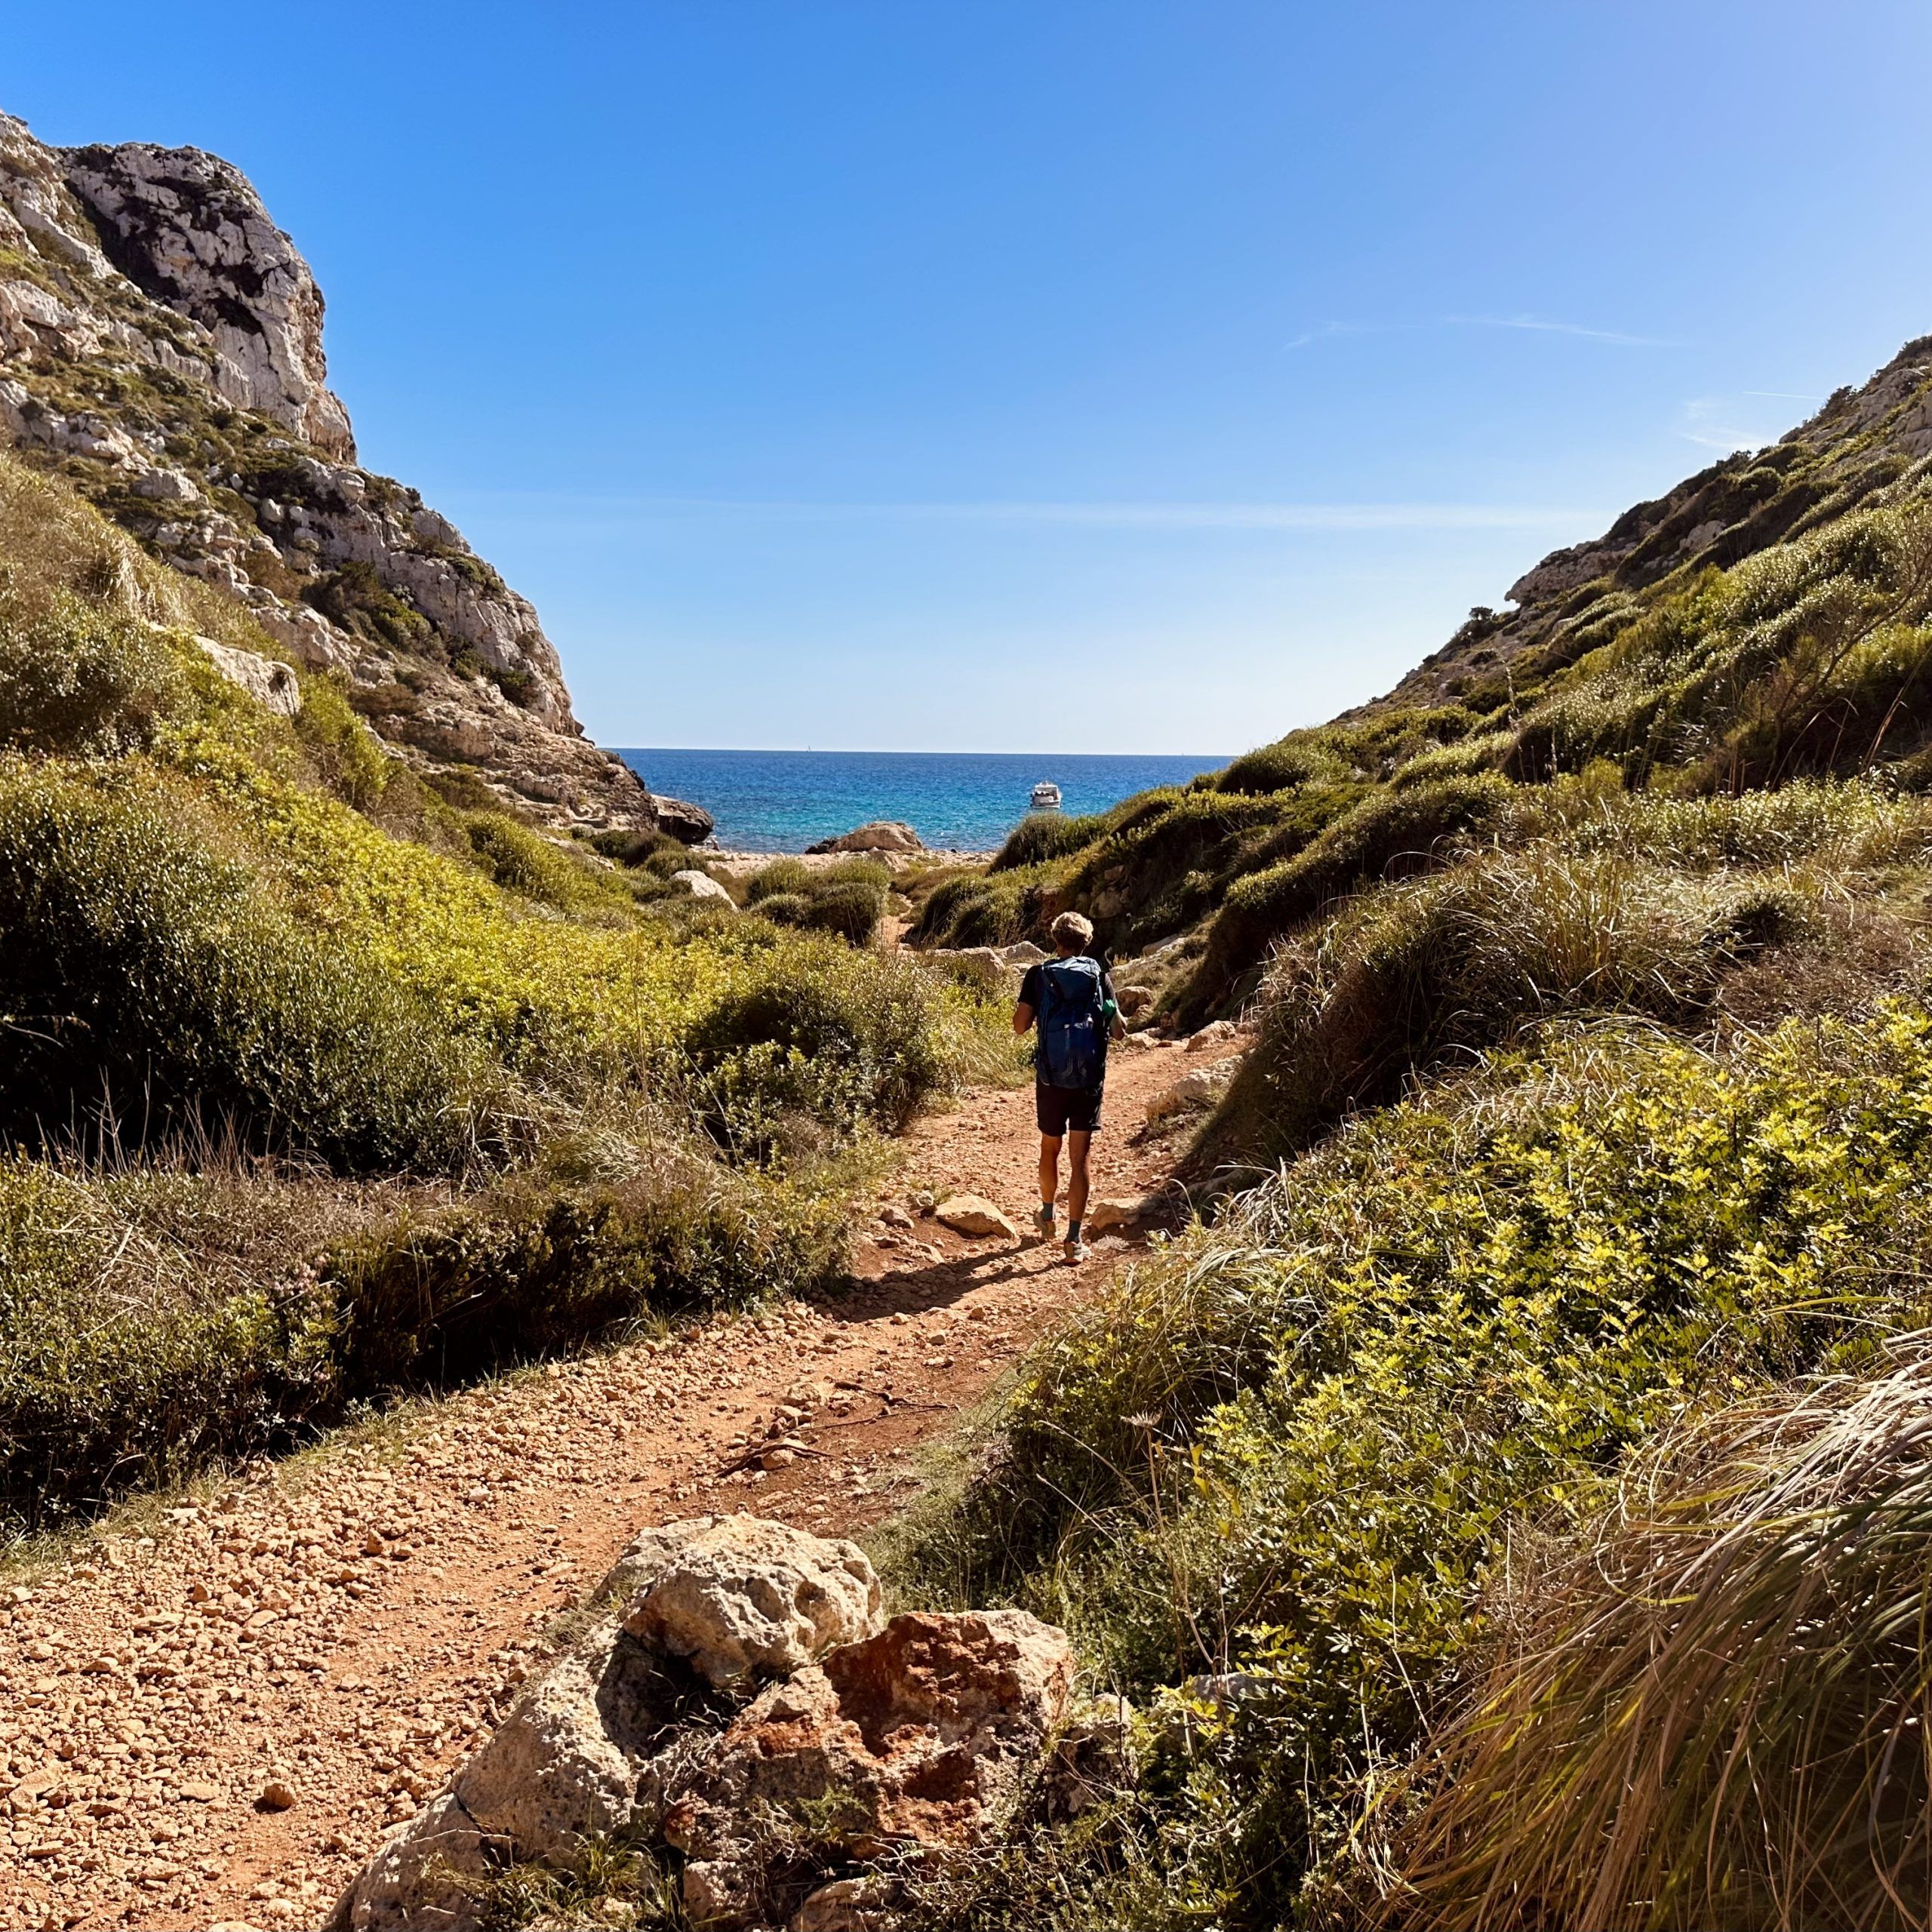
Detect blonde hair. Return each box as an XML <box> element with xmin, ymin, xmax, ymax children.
<box><xmin>1050</xmin><ymin>909</ymin><xmax>1095</xmax><ymax>951</ymax></box>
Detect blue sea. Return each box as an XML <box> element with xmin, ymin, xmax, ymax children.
<box><xmin>613</xmin><ymin>749</ymin><xmax>1228</xmax><ymax>854</ymax></box>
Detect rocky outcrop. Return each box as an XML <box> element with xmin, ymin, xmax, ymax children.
<box><xmin>61</xmin><ymin>137</ymin><xmax>355</xmax><ymax>458</ymax></box>
<box><xmin>192</xmin><ymin>633</ymin><xmax>302</xmax><ymax>717</ymax></box>
<box><xmin>807</xmin><ymin>822</ymin><xmax>923</xmax><ymax>855</ymax></box>
<box><xmin>0</xmin><ymin>109</ymin><xmax>663</xmax><ymax>833</ymax></box>
<box><xmin>333</xmin><ymin>1515</ymin><xmax>1081</xmax><ymax>1932</ymax></box>
<box><xmin>654</xmin><ymin>795</ymin><xmax>718</xmax><ymax>845</ymax></box>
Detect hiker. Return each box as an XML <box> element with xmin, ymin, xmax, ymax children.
<box><xmin>1013</xmin><ymin>909</ymin><xmax>1125</xmax><ymax>1263</ymax></box>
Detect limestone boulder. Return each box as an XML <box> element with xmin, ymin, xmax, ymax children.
<box><xmin>672</xmin><ymin>869</ymin><xmax>735</xmax><ymax>905</ymax></box>
<box><xmin>807</xmin><ymin>820</ymin><xmax>922</xmax><ymax>854</ymax></box>
<box><xmin>999</xmin><ymin>940</ymin><xmax>1049</xmax><ymax>968</ymax></box>
<box><xmin>789</xmin><ymin>1875</ymin><xmax>902</xmax><ymax>1930</ymax></box>
<box><xmin>934</xmin><ymin>1195</ymin><xmax>1018</xmax><ymax>1241</ymax></box>
<box><xmin>451</xmin><ymin>1638</ymin><xmax>641</xmax><ymax>1848</ymax></box>
<box><xmin>1084</xmin><ymin>1196</ymin><xmax>1148</xmax><ymax>1234</ymax></box>
<box><xmin>664</xmin><ymin>1610</ymin><xmax>1076</xmax><ymax>1928</ymax></box>
<box><xmin>332</xmin><ymin>1518</ymin><xmax>884</xmax><ymax>1931</ymax></box>
<box><xmin>924</xmin><ymin>946</ymin><xmax>1005</xmax><ymax>992</ymax></box>
<box><xmin>1184</xmin><ymin>1019</ymin><xmax>1238</xmax><ymax>1053</ymax></box>
<box><xmin>621</xmin><ymin>1515</ymin><xmax>884</xmax><ymax>1687</ymax></box>
<box><xmin>333</xmin><ymin>1792</ymin><xmax>500</xmax><ymax>1932</ymax></box>
<box><xmin>192</xmin><ymin>635</ymin><xmax>303</xmax><ymax>718</ymax></box>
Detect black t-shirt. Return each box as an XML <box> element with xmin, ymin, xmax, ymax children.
<box><xmin>1019</xmin><ymin>958</ymin><xmax>1116</xmax><ymax>1087</ymax></box>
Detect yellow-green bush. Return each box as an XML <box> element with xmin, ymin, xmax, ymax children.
<box><xmin>0</xmin><ymin>582</ymin><xmax>189</xmax><ymax>755</ymax></box>
<box><xmin>686</xmin><ymin>946</ymin><xmax>952</xmax><ymax>1154</ymax></box>
<box><xmin>0</xmin><ymin>761</ymin><xmax>491</xmax><ymax>1171</ymax></box>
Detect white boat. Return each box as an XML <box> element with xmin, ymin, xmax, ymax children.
<box><xmin>1029</xmin><ymin>780</ymin><xmax>1063</xmax><ymax>812</ymax></box>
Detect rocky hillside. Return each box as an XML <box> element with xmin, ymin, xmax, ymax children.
<box><xmin>1365</xmin><ymin>332</ymin><xmax>1932</xmax><ymax>715</ymax></box>
<box><xmin>0</xmin><ymin>110</ymin><xmax>686</xmax><ymax>834</ymax></box>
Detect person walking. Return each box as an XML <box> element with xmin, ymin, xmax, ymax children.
<box><xmin>1013</xmin><ymin>909</ymin><xmax>1125</xmax><ymax>1263</ymax></box>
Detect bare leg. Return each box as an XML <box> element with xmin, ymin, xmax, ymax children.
<box><xmin>1066</xmin><ymin>1131</ymin><xmax>1093</xmax><ymax>1229</ymax></box>
<box><xmin>1038</xmin><ymin>1135</ymin><xmax>1061</xmax><ymax>1211</ymax></box>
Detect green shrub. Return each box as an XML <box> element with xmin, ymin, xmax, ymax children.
<box><xmin>746</xmin><ymin>857</ymin><xmax>813</xmax><ymax>903</ymax></box>
<box><xmin>909</xmin><ymin>869</ymin><xmax>1041</xmax><ymax>949</ymax></box>
<box><xmin>0</xmin><ymin>766</ymin><xmax>488</xmax><ymax>1172</ymax></box>
<box><xmin>0</xmin><ymin>1157</ymin><xmax>345</xmax><ymax>1530</ymax></box>
<box><xmin>817</xmin><ymin>855</ymin><xmax>893</xmax><ymax>890</ymax></box>
<box><xmin>686</xmin><ymin>946</ymin><xmax>949</xmax><ymax>1149</ymax></box>
<box><xmin>0</xmin><ymin>583</ymin><xmax>186</xmax><ymax>754</ymax></box>
<box><xmin>804</xmin><ymin>878</ymin><xmax>884</xmax><ymax>945</ymax></box>
<box><xmin>750</xmin><ymin>891</ymin><xmax>812</xmax><ymax>928</ymax></box>
<box><xmin>590</xmin><ymin>827</ymin><xmax>691</xmax><ymax>874</ymax></box>
<box><xmin>1215</xmin><ymin>736</ymin><xmax>1352</xmax><ymax>795</ymax></box>
<box><xmin>328</xmin><ymin>1165</ymin><xmax>846</xmax><ymax>1391</ymax></box>
<box><xmin>990</xmin><ymin>811</ymin><xmax>1109</xmax><ymax>872</ymax></box>
<box><xmin>293</xmin><ymin>674</ymin><xmax>395</xmax><ymax>814</ymax></box>
<box><xmin>464</xmin><ymin>812</ymin><xmax>628</xmax><ymax>912</ymax></box>
<box><xmin>306</xmin><ymin>559</ymin><xmax>432</xmax><ymax>653</ymax></box>
<box><xmin>0</xmin><ymin>1149</ymin><xmax>850</xmax><ymax>1536</ymax></box>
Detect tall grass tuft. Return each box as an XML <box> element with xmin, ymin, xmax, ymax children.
<box><xmin>1387</xmin><ymin>1349</ymin><xmax>1932</xmax><ymax>1932</ymax></box>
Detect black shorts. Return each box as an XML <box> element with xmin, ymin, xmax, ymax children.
<box><xmin>1036</xmin><ymin>1082</ymin><xmax>1104</xmax><ymax>1137</ymax></box>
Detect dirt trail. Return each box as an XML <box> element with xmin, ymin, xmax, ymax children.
<box><xmin>0</xmin><ymin>1038</ymin><xmax>1205</xmax><ymax>1931</ymax></box>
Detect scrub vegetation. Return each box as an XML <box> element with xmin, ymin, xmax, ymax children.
<box><xmin>0</xmin><ymin>451</ymin><xmax>1003</xmax><ymax>1537</ymax></box>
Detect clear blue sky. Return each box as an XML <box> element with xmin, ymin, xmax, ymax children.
<box><xmin>10</xmin><ymin>3</ymin><xmax>1932</xmax><ymax>753</ymax></box>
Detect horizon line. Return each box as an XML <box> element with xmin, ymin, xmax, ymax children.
<box><xmin>610</xmin><ymin>745</ymin><xmax>1236</xmax><ymax>758</ymax></box>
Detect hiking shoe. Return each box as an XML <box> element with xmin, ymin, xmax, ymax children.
<box><xmin>1034</xmin><ymin>1204</ymin><xmax>1056</xmax><ymax>1239</ymax></box>
<box><xmin>1064</xmin><ymin>1237</ymin><xmax>1091</xmax><ymax>1265</ymax></box>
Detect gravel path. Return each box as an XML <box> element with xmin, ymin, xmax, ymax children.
<box><xmin>0</xmin><ymin>1038</ymin><xmax>1204</xmax><ymax>1930</ymax></box>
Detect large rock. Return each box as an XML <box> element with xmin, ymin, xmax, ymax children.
<box><xmin>653</xmin><ymin>795</ymin><xmax>715</xmax><ymax>845</ymax></box>
<box><xmin>1184</xmin><ymin>1019</ymin><xmax>1238</xmax><ymax>1054</ymax></box>
<box><xmin>664</xmin><ymin>1611</ymin><xmax>1076</xmax><ymax>1927</ymax></box>
<box><xmin>672</xmin><ymin>869</ymin><xmax>735</xmax><ymax>905</ymax></box>
<box><xmin>1147</xmin><ymin>1059</ymin><xmax>1238</xmax><ymax>1120</ymax></box>
<box><xmin>923</xmin><ymin>946</ymin><xmax>1006</xmax><ymax>992</ymax></box>
<box><xmin>332</xmin><ymin>1517</ymin><xmax>884</xmax><ymax>1932</ymax></box>
<box><xmin>807</xmin><ymin>821</ymin><xmax>922</xmax><ymax>855</ymax></box>
<box><xmin>620</xmin><ymin>1515</ymin><xmax>884</xmax><ymax>1687</ymax></box>
<box><xmin>334</xmin><ymin>1792</ymin><xmax>500</xmax><ymax>1932</ymax></box>
<box><xmin>1084</xmin><ymin>1196</ymin><xmax>1149</xmax><ymax>1234</ymax></box>
<box><xmin>934</xmin><ymin>1195</ymin><xmax>1018</xmax><ymax>1241</ymax></box>
<box><xmin>60</xmin><ymin>134</ymin><xmax>356</xmax><ymax>457</ymax></box>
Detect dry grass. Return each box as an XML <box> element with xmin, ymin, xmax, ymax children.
<box><xmin>1384</xmin><ymin>1345</ymin><xmax>1932</xmax><ymax>1932</ymax></box>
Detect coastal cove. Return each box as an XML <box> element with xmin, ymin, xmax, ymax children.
<box><xmin>614</xmin><ymin>747</ymin><xmax>1225</xmax><ymax>852</ymax></box>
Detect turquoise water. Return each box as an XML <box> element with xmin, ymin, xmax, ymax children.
<box><xmin>613</xmin><ymin>749</ymin><xmax>1227</xmax><ymax>854</ymax></box>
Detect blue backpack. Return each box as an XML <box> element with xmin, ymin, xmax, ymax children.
<box><xmin>1035</xmin><ymin>956</ymin><xmax>1106</xmax><ymax>1089</ymax></box>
